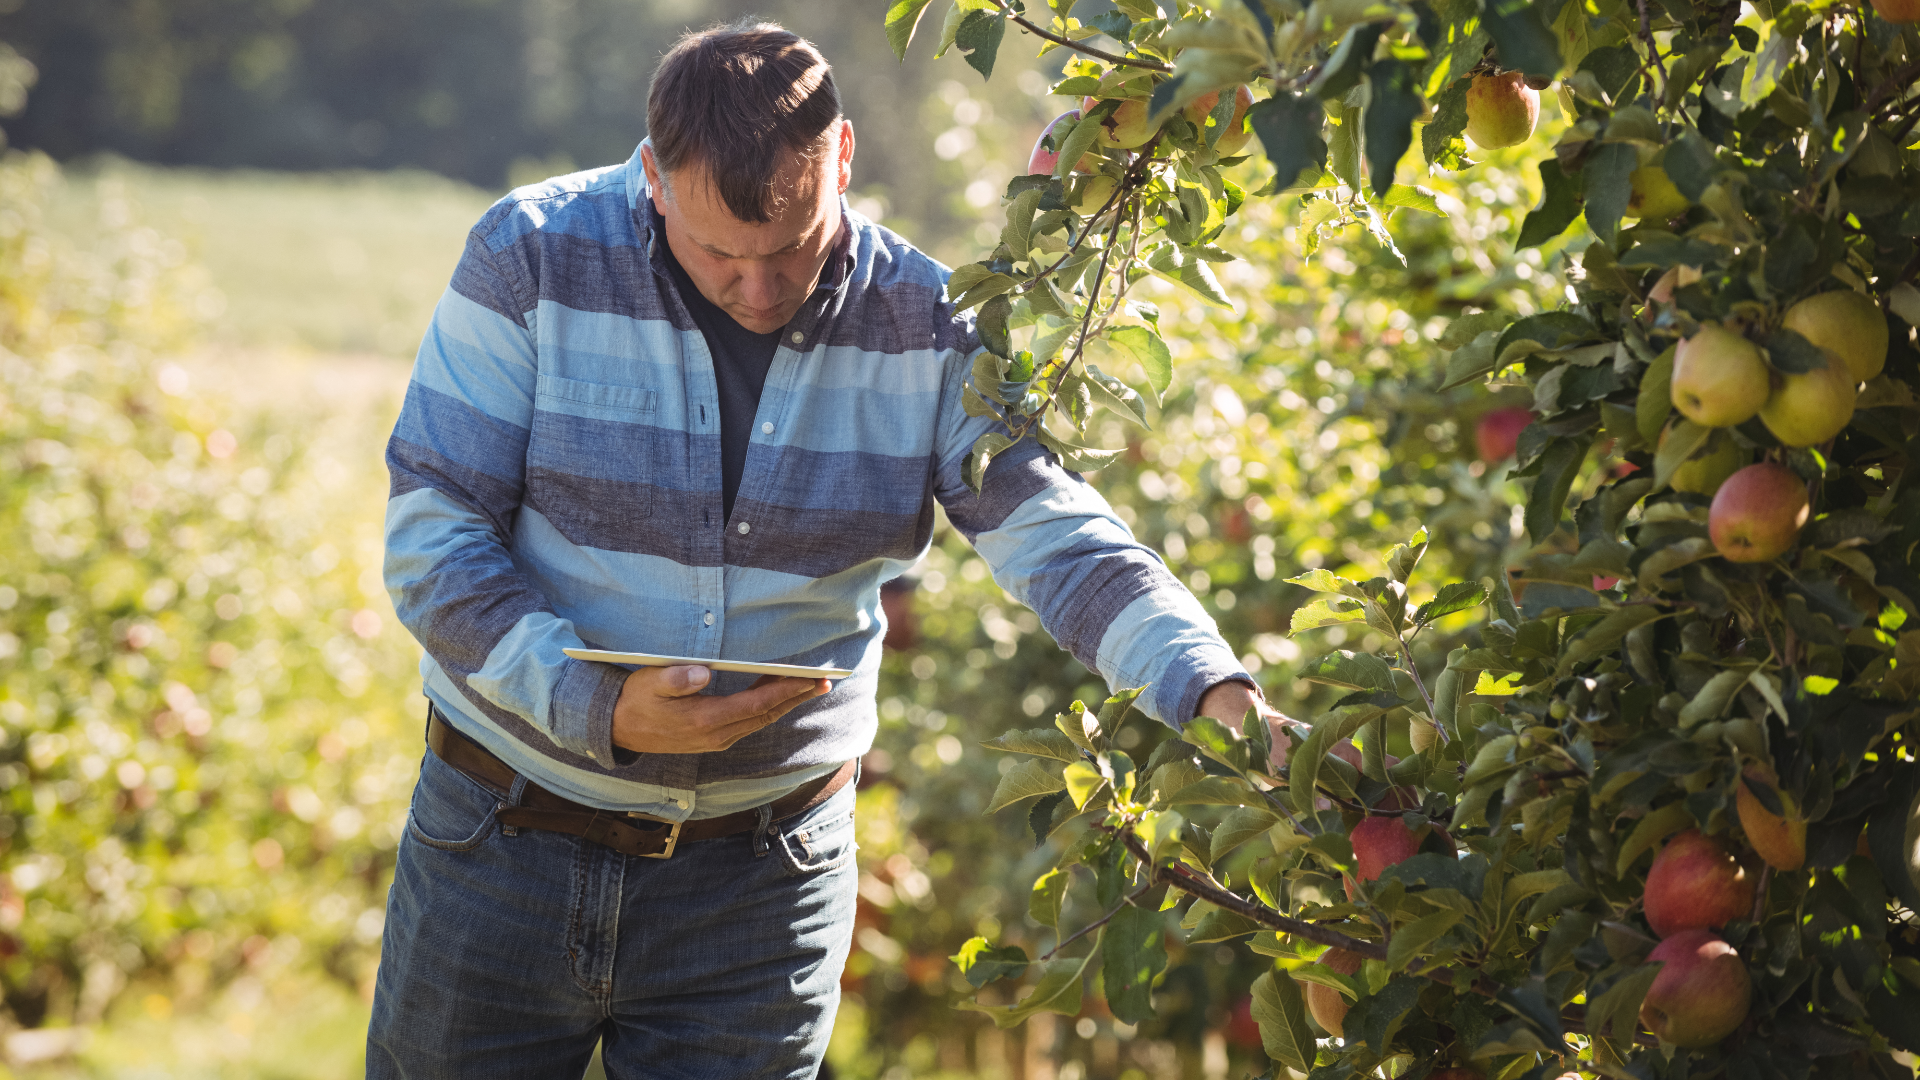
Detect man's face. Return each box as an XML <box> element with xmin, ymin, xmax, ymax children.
<box><xmin>642</xmin><ymin>121</ymin><xmax>854</xmax><ymax>335</ymax></box>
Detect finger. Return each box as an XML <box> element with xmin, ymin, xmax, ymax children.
<box><xmin>700</xmin><ymin>679</ymin><xmax>831</xmax><ymax>742</ymax></box>
<box><xmin>652</xmin><ymin>664</ymin><xmax>712</xmax><ymax>697</ymax></box>
<box><xmin>690</xmin><ymin>676</ymin><xmax>821</xmax><ymax>727</ymax></box>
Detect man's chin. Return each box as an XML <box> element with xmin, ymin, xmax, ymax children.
<box><xmin>729</xmin><ymin>309</ymin><xmax>790</xmax><ymax>334</ymax></box>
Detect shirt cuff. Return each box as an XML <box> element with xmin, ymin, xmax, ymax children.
<box><xmin>547</xmin><ymin>657</ymin><xmax>630</xmax><ymax>766</ymax></box>
<box><xmin>1157</xmin><ymin>646</ymin><xmax>1258</xmax><ymax>732</ymax></box>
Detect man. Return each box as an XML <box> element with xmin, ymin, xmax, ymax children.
<box><xmin>370</xmin><ymin>20</ymin><xmax>1277</xmax><ymax>1079</ymax></box>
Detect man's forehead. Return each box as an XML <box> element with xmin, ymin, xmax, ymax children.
<box><xmin>665</xmin><ymin>154</ymin><xmax>834</xmax><ymax>250</ymax></box>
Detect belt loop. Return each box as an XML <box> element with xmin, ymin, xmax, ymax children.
<box><xmin>751</xmin><ymin>802</ymin><xmax>774</xmax><ymax>857</ymax></box>
<box><xmin>501</xmin><ymin>774</ymin><xmax>529</xmax><ymax>837</ymax></box>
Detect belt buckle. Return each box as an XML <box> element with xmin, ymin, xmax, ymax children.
<box><xmin>626</xmin><ymin>811</ymin><xmax>682</xmax><ymax>859</ymax></box>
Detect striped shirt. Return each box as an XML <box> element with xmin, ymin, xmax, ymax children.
<box><xmin>383</xmin><ymin>141</ymin><xmax>1252</xmax><ymax>822</ymax></box>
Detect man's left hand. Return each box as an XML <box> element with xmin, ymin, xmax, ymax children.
<box><xmin>1196</xmin><ymin>680</ymin><xmax>1303</xmax><ymax>772</ymax></box>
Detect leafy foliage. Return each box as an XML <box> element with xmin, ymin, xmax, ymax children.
<box><xmin>898</xmin><ymin>0</ymin><xmax>1920</xmax><ymax>1075</ymax></box>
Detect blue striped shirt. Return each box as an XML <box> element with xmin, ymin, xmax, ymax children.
<box><xmin>383</xmin><ymin>141</ymin><xmax>1252</xmax><ymax>822</ymax></box>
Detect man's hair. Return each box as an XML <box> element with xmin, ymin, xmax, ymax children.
<box><xmin>647</xmin><ymin>20</ymin><xmax>841</xmax><ymax>224</ymax></box>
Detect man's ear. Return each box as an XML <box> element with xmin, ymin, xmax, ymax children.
<box><xmin>640</xmin><ymin>139</ymin><xmax>672</xmax><ymax>216</ymax></box>
<box><xmin>834</xmin><ymin>119</ymin><xmax>855</xmax><ymax>195</ymax></box>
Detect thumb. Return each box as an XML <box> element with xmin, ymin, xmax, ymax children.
<box><xmin>656</xmin><ymin>664</ymin><xmax>711</xmax><ymax>697</ymax></box>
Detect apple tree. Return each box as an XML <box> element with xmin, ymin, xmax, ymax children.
<box><xmin>882</xmin><ymin>0</ymin><xmax>1920</xmax><ymax>1075</ymax></box>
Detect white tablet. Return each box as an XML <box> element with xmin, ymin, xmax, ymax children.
<box><xmin>563</xmin><ymin>648</ymin><xmax>853</xmax><ymax>680</ymax></box>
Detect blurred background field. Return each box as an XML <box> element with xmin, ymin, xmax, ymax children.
<box><xmin>0</xmin><ymin>2</ymin><xmax>1575</xmax><ymax>1076</ymax></box>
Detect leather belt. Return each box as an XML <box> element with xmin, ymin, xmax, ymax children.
<box><xmin>426</xmin><ymin>706</ymin><xmax>856</xmax><ymax>859</ymax></box>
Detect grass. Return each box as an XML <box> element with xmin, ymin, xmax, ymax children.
<box><xmin>44</xmin><ymin>158</ymin><xmax>496</xmax><ymax>358</ymax></box>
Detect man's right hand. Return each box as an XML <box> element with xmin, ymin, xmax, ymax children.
<box><xmin>611</xmin><ymin>666</ymin><xmax>830</xmax><ymax>754</ymax></box>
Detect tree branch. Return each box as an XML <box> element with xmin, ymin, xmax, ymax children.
<box><xmin>985</xmin><ymin>0</ymin><xmax>1173</xmax><ymax>72</ymax></box>
<box><xmin>1042</xmin><ymin>880</ymin><xmax>1158</xmax><ymax>960</ymax></box>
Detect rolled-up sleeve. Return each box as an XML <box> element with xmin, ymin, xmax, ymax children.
<box><xmin>929</xmin><ymin>333</ymin><xmax>1254</xmax><ymax>729</ymax></box>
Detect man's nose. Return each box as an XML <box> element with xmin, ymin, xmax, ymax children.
<box><xmin>737</xmin><ymin>263</ymin><xmax>782</xmax><ymax>309</ymax></box>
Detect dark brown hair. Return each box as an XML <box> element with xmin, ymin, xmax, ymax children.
<box><xmin>646</xmin><ymin>20</ymin><xmax>841</xmax><ymax>223</ymax></box>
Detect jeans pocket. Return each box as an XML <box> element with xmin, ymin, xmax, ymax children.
<box><xmin>405</xmin><ymin>751</ymin><xmax>500</xmax><ymax>852</ymax></box>
<box><xmin>774</xmin><ymin>787</ymin><xmax>858</xmax><ymax>877</ymax></box>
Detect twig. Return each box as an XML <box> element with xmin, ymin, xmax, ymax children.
<box><xmin>985</xmin><ymin>0</ymin><xmax>1173</xmax><ymax>72</ymax></box>
<box><xmin>1635</xmin><ymin>0</ymin><xmax>1669</xmax><ymax>89</ymax></box>
<box><xmin>1100</xmin><ymin>823</ymin><xmax>1661</xmax><ymax>1047</ymax></box>
<box><xmin>1749</xmin><ymin>864</ymin><xmax>1771</xmax><ymax>926</ymax></box>
<box><xmin>1393</xmin><ymin>632</ymin><xmax>1442</xmax><ymax>741</ymax></box>
<box><xmin>1863</xmin><ymin>58</ymin><xmax>1920</xmax><ymax>118</ymax></box>
<box><xmin>1042</xmin><ymin>880</ymin><xmax>1158</xmax><ymax>960</ymax></box>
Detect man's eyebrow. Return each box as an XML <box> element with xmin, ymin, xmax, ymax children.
<box><xmin>694</xmin><ymin>220</ymin><xmax>824</xmax><ymax>259</ymax></box>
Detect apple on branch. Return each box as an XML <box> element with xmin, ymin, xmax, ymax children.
<box><xmin>1759</xmin><ymin>349</ymin><xmax>1856</xmax><ymax>447</ymax></box>
<box><xmin>1182</xmin><ymin>85</ymin><xmax>1255</xmax><ymax>156</ymax></box>
<box><xmin>1782</xmin><ymin>290</ymin><xmax>1888</xmax><ymax>383</ymax></box>
<box><xmin>1626</xmin><ymin>150</ymin><xmax>1691</xmax><ymax>222</ymax></box>
<box><xmin>1027</xmin><ymin>110</ymin><xmax>1096</xmax><ymax>176</ymax></box>
<box><xmin>1643</xmin><ymin>828</ymin><xmax>1754</xmax><ymax>938</ymax></box>
<box><xmin>1305</xmin><ymin>946</ymin><xmax>1363</xmax><ymax>1035</ymax></box>
<box><xmin>1735</xmin><ymin>764</ymin><xmax>1807</xmax><ymax>871</ymax></box>
<box><xmin>1670</xmin><ymin>324</ymin><xmax>1770</xmax><ymax>427</ymax></box>
<box><xmin>1662</xmin><ymin>427</ymin><xmax>1747</xmax><ymax>496</ymax></box>
<box><xmin>1639</xmin><ymin>929</ymin><xmax>1753</xmax><ymax>1047</ymax></box>
<box><xmin>1871</xmin><ymin>0</ymin><xmax>1920</xmax><ymax>21</ymax></box>
<box><xmin>1080</xmin><ymin>95</ymin><xmax>1158</xmax><ymax>149</ymax></box>
<box><xmin>1463</xmin><ymin>71</ymin><xmax>1539</xmax><ymax>150</ymax></box>
<box><xmin>1474</xmin><ymin>407</ymin><xmax>1533</xmax><ymax>462</ymax></box>
<box><xmin>1709</xmin><ymin>462</ymin><xmax>1809</xmax><ymax>563</ymax></box>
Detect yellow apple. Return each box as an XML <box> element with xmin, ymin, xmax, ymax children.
<box><xmin>1463</xmin><ymin>72</ymin><xmax>1539</xmax><ymax>150</ymax></box>
<box><xmin>1627</xmin><ymin>156</ymin><xmax>1691</xmax><ymax>221</ymax></box>
<box><xmin>1782</xmin><ymin>290</ymin><xmax>1887</xmax><ymax>382</ymax></box>
<box><xmin>1736</xmin><ymin>765</ymin><xmax>1807</xmax><ymax>871</ymax></box>
<box><xmin>1670</xmin><ymin>324</ymin><xmax>1771</xmax><ymax>428</ymax></box>
<box><xmin>1663</xmin><ymin>428</ymin><xmax>1748</xmax><ymax>495</ymax></box>
<box><xmin>1081</xmin><ymin>96</ymin><xmax>1157</xmax><ymax>149</ymax></box>
<box><xmin>1759</xmin><ymin>350</ymin><xmax>1857</xmax><ymax>447</ymax></box>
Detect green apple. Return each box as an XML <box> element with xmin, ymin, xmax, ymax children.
<box><xmin>1663</xmin><ymin>427</ymin><xmax>1747</xmax><ymax>495</ymax></box>
<box><xmin>1735</xmin><ymin>764</ymin><xmax>1807</xmax><ymax>871</ymax></box>
<box><xmin>1643</xmin><ymin>828</ymin><xmax>1753</xmax><ymax>938</ymax></box>
<box><xmin>1670</xmin><ymin>324</ymin><xmax>1770</xmax><ymax>427</ymax></box>
<box><xmin>1759</xmin><ymin>350</ymin><xmax>1857</xmax><ymax>447</ymax></box>
<box><xmin>1639</xmin><ymin>929</ymin><xmax>1752</xmax><ymax>1047</ymax></box>
<box><xmin>1627</xmin><ymin>153</ymin><xmax>1691</xmax><ymax>221</ymax></box>
<box><xmin>1709</xmin><ymin>462</ymin><xmax>1809</xmax><ymax>563</ymax></box>
<box><xmin>1071</xmin><ymin>173</ymin><xmax>1118</xmax><ymax>215</ymax></box>
<box><xmin>1782</xmin><ymin>290</ymin><xmax>1887</xmax><ymax>382</ymax></box>
<box><xmin>1463</xmin><ymin>72</ymin><xmax>1539</xmax><ymax>149</ymax></box>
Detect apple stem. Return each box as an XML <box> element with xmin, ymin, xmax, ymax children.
<box><xmin>982</xmin><ymin>0</ymin><xmax>1172</xmax><ymax>73</ymax></box>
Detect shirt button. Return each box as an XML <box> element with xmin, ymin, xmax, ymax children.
<box><xmin>790</xmin><ymin>331</ymin><xmax>804</xmax><ymax>344</ymax></box>
<box><xmin>760</xmin><ymin>422</ymin><xmax>774</xmax><ymax>435</ymax></box>
<box><xmin>702</xmin><ymin>611</ymin><xmax>714</xmax><ymax>626</ymax></box>
<box><xmin>737</xmin><ymin>521</ymin><xmax>751</xmax><ymax>535</ymax></box>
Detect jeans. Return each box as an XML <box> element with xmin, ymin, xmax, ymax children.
<box><xmin>365</xmin><ymin>746</ymin><xmax>859</xmax><ymax>1079</ymax></box>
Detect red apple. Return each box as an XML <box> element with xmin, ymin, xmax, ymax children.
<box><xmin>1305</xmin><ymin>947</ymin><xmax>1363</xmax><ymax>1036</ymax></box>
<box><xmin>1643</xmin><ymin>829</ymin><xmax>1754</xmax><ymax>938</ymax></box>
<box><xmin>1027</xmin><ymin>110</ymin><xmax>1095</xmax><ymax>176</ymax></box>
<box><xmin>1463</xmin><ymin>72</ymin><xmax>1539</xmax><ymax>149</ymax></box>
<box><xmin>1475</xmin><ymin>407</ymin><xmax>1533</xmax><ymax>462</ymax></box>
<box><xmin>1592</xmin><ymin>575</ymin><xmax>1620</xmax><ymax>591</ymax></box>
<box><xmin>1183</xmin><ymin>84</ymin><xmax>1256</xmax><ymax>155</ymax></box>
<box><xmin>1225</xmin><ymin>994</ymin><xmax>1261</xmax><ymax>1048</ymax></box>
<box><xmin>1639</xmin><ymin>929</ymin><xmax>1752</xmax><ymax>1047</ymax></box>
<box><xmin>1708</xmin><ymin>462</ymin><xmax>1809</xmax><ymax>563</ymax></box>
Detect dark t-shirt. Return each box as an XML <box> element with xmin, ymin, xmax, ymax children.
<box><xmin>660</xmin><ymin>239</ymin><xmax>779</xmax><ymax>520</ymax></box>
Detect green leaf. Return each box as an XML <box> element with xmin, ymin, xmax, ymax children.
<box><xmin>1387</xmin><ymin>909</ymin><xmax>1465</xmax><ymax>971</ymax></box>
<box><xmin>1481</xmin><ymin>0</ymin><xmax>1562</xmax><ymax>78</ymax></box>
<box><xmin>1029</xmin><ymin>790</ymin><xmax>1070</xmax><ymax>847</ymax></box>
<box><xmin>1001</xmin><ymin>186</ymin><xmax>1044</xmax><ymax>261</ymax></box>
<box><xmin>1211</xmin><ymin>806</ymin><xmax>1282</xmax><ymax>862</ymax></box>
<box><xmin>1580</xmin><ymin>142</ymin><xmax>1638</xmax><ymax>244</ymax></box>
<box><xmin>1247</xmin><ymin>91</ymin><xmax>1330</xmax><ymax>192</ymax></box>
<box><xmin>1588</xmin><ymin>964</ymin><xmax>1660</xmax><ymax>1040</ymax></box>
<box><xmin>1064</xmin><ymin>760</ymin><xmax>1106</xmax><ymax>808</ymax></box>
<box><xmin>1636</xmin><ymin>346</ymin><xmax>1674</xmax><ymax>444</ymax></box>
<box><xmin>1362</xmin><ymin>59</ymin><xmax>1422</xmax><ymax>198</ymax></box>
<box><xmin>1102</xmin><ymin>903</ymin><xmax>1167</xmax><ymax>1024</ymax></box>
<box><xmin>1422</xmin><ymin>77</ymin><xmax>1470</xmax><ymax>167</ymax></box>
<box><xmin>1096</xmin><ymin>685</ymin><xmax>1146</xmax><ymax>739</ymax></box>
<box><xmin>1146</xmin><ymin>244</ymin><xmax>1232</xmax><ymax>308</ymax></box>
<box><xmin>954</xmin><ymin>8</ymin><xmax>1006</xmax><ymax>79</ymax></box>
<box><xmin>1182</xmin><ymin>715</ymin><xmax>1252</xmax><ymax>772</ymax></box>
<box><xmin>1290</xmin><ymin>597</ymin><xmax>1369</xmax><ymax>634</ymax></box>
<box><xmin>1677</xmin><ymin>667</ymin><xmax>1752</xmax><ymax>728</ymax></box>
<box><xmin>1057</xmin><ymin>700</ymin><xmax>1100</xmax><ymax>752</ymax></box>
<box><xmin>1189</xmin><ymin>906</ymin><xmax>1264</xmax><ymax>943</ymax></box>
<box><xmin>1650</xmin><ymin>417</ymin><xmax>1709</xmax><ymax>491</ymax></box>
<box><xmin>1414</xmin><ymin>581</ymin><xmax>1486</xmax><ymax>625</ymax></box>
<box><xmin>1439</xmin><ymin>330</ymin><xmax>1502</xmax><ymax>390</ymax></box>
<box><xmin>1167</xmin><ymin>775</ymin><xmax>1257</xmax><ymax>806</ymax></box>
<box><xmin>1251</xmin><ymin>970</ymin><xmax>1317</xmax><ymax>1074</ymax></box>
<box><xmin>962</xmin><ymin>431</ymin><xmax>1014</xmax><ymax>493</ymax></box>
<box><xmin>1081</xmin><ymin>364</ymin><xmax>1150</xmax><ymax>429</ymax></box>
<box><xmin>1031</xmin><ymin>867</ymin><xmax>1070</xmax><ymax>931</ymax></box>
<box><xmin>1495</xmin><ymin>311</ymin><xmax>1597</xmax><ymax>363</ymax></box>
<box><xmin>1311</xmin><ymin>24</ymin><xmax>1385</xmax><ymax>101</ymax></box>
<box><xmin>983</xmin><ymin>727</ymin><xmax>1082</xmax><ymax>762</ymax></box>
<box><xmin>959</xmin><ymin>954</ymin><xmax>1090</xmax><ymax>1028</ymax></box>
<box><xmin>1286</xmin><ymin>568</ymin><xmax>1367</xmax><ymax>597</ymax></box>
<box><xmin>1516</xmin><ymin>158</ymin><xmax>1584</xmax><ymax>249</ymax></box>
<box><xmin>952</xmin><ymin>937</ymin><xmax>1031</xmax><ymax>987</ymax></box>
<box><xmin>1558</xmin><ymin>605</ymin><xmax>1669</xmax><ymax>673</ymax></box>
<box><xmin>988</xmin><ymin>758</ymin><xmax>1068</xmax><ymax>813</ymax></box>
<box><xmin>1300</xmin><ymin>650</ymin><xmax>1397</xmax><ymax>692</ymax></box>
<box><xmin>1105</xmin><ymin>325</ymin><xmax>1174</xmax><ymax>402</ymax></box>
<box><xmin>1053</xmin><ymin>112</ymin><xmax>1104</xmax><ymax>181</ymax></box>
<box><xmin>1358</xmin><ymin>976</ymin><xmax>1427</xmax><ymax>1049</ymax></box>
<box><xmin>1614</xmin><ymin>800</ymin><xmax>1692</xmax><ymax>876</ymax></box>
<box><xmin>1524</xmin><ymin>436</ymin><xmax>1586</xmax><ymax>542</ymax></box>
<box><xmin>1381</xmin><ymin>185</ymin><xmax>1445</xmax><ymax>216</ymax></box>
<box><xmin>884</xmin><ymin>0</ymin><xmax>938</xmax><ymax>60</ymax></box>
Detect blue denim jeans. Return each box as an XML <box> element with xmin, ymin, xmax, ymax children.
<box><xmin>365</xmin><ymin>746</ymin><xmax>859</xmax><ymax>1079</ymax></box>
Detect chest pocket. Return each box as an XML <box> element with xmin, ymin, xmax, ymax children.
<box><xmin>527</xmin><ymin>376</ymin><xmax>661</xmax><ymax>541</ymax></box>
